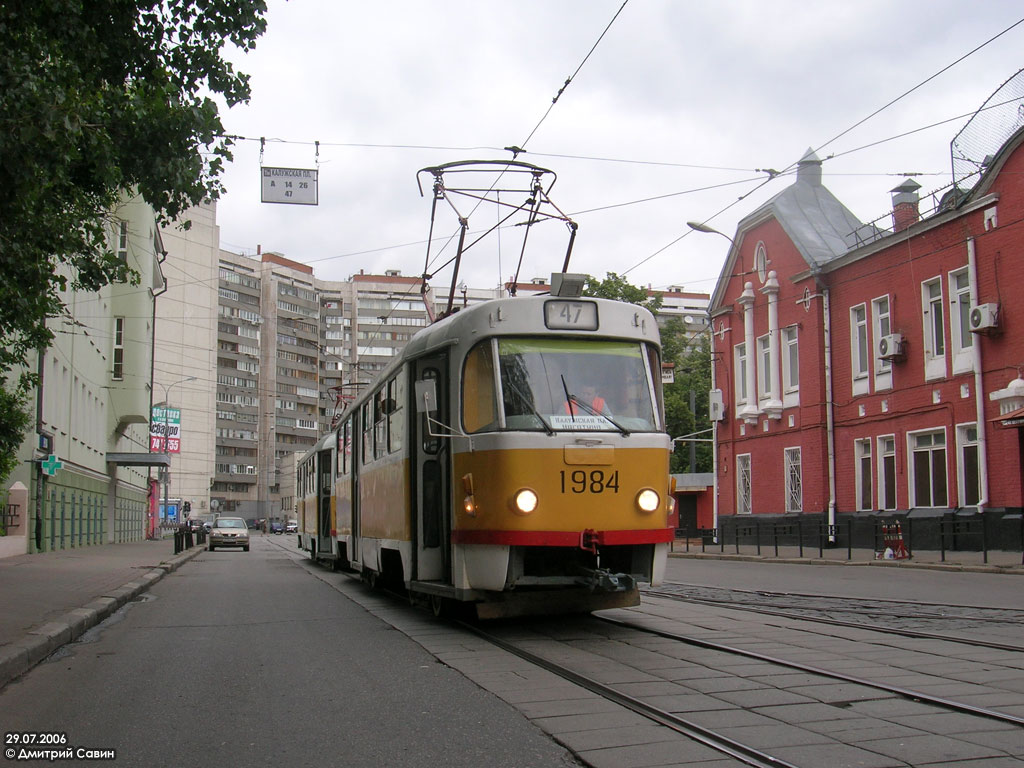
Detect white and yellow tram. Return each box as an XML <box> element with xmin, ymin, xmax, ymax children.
<box><xmin>296</xmin><ymin>286</ymin><xmax>675</xmax><ymax>618</ymax></box>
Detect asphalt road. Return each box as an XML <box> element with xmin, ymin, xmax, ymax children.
<box><xmin>1</xmin><ymin>537</ymin><xmax>581</xmax><ymax>768</ymax></box>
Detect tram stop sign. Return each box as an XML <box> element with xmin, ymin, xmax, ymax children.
<box><xmin>41</xmin><ymin>454</ymin><xmax>62</xmax><ymax>476</ymax></box>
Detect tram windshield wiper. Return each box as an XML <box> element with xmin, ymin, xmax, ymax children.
<box><xmin>505</xmin><ymin>380</ymin><xmax>554</xmax><ymax>435</ymax></box>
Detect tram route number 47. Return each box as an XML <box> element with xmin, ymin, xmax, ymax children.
<box><xmin>560</xmin><ymin>469</ymin><xmax>619</xmax><ymax>494</ymax></box>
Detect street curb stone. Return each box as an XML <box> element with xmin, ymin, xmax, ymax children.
<box><xmin>0</xmin><ymin>544</ymin><xmax>204</xmax><ymax>690</ymax></box>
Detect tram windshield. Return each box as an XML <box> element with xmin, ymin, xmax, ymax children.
<box><xmin>462</xmin><ymin>337</ymin><xmax>662</xmax><ymax>433</ymax></box>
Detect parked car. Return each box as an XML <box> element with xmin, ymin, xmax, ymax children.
<box><xmin>269</xmin><ymin>521</ymin><xmax>284</xmax><ymax>534</ymax></box>
<box><xmin>208</xmin><ymin>516</ymin><xmax>250</xmax><ymax>552</ymax></box>
<box><xmin>285</xmin><ymin>520</ymin><xmax>298</xmax><ymax>534</ymax></box>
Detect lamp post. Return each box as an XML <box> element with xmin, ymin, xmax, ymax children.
<box><xmin>155</xmin><ymin>376</ymin><xmax>196</xmax><ymax>528</ymax></box>
<box><xmin>686</xmin><ymin>220</ymin><xmax>736</xmax><ymax>542</ymax></box>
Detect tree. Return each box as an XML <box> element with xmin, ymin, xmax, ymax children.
<box><xmin>583</xmin><ymin>272</ymin><xmax>662</xmax><ymax>312</ymax></box>
<box><xmin>0</xmin><ymin>0</ymin><xmax>267</xmax><ymax>480</ymax></box>
<box><xmin>660</xmin><ymin>317</ymin><xmax>713</xmax><ymax>474</ymax></box>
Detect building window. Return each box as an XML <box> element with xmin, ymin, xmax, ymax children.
<box><xmin>851</xmin><ymin>304</ymin><xmax>869</xmax><ymax>395</ymax></box>
<box><xmin>871</xmin><ymin>296</ymin><xmax>892</xmax><ymax>390</ymax></box>
<box><xmin>909</xmin><ymin>429</ymin><xmax>947</xmax><ymax>507</ymax></box>
<box><xmin>922</xmin><ymin>278</ymin><xmax>946</xmax><ymax>380</ymax></box>
<box><xmin>116</xmin><ymin>220</ymin><xmax>128</xmax><ymax>262</ymax></box>
<box><xmin>878</xmin><ymin>435</ymin><xmax>896</xmax><ymax>510</ymax></box>
<box><xmin>855</xmin><ymin>439</ymin><xmax>872</xmax><ymax>511</ymax></box>
<box><xmin>757</xmin><ymin>334</ymin><xmax>771</xmax><ymax>402</ymax></box>
<box><xmin>957</xmin><ymin>423</ymin><xmax>980</xmax><ymax>507</ymax></box>
<box><xmin>112</xmin><ymin>317</ymin><xmax>124</xmax><ymax>380</ymax></box>
<box><xmin>736</xmin><ymin>454</ymin><xmax>751</xmax><ymax>515</ymax></box>
<box><xmin>734</xmin><ymin>343</ymin><xmax>748</xmax><ymax>414</ymax></box>
<box><xmin>784</xmin><ymin>448</ymin><xmax>802</xmax><ymax>513</ymax></box>
<box><xmin>782</xmin><ymin>326</ymin><xmax>799</xmax><ymax>405</ymax></box>
<box><xmin>949</xmin><ymin>269</ymin><xmax>973</xmax><ymax>375</ymax></box>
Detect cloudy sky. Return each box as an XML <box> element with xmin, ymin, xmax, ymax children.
<box><xmin>213</xmin><ymin>1</ymin><xmax>1024</xmax><ymax>298</ymax></box>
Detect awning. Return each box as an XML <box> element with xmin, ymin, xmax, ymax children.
<box><xmin>106</xmin><ymin>453</ymin><xmax>171</xmax><ymax>467</ymax></box>
<box><xmin>990</xmin><ymin>405</ymin><xmax>1024</xmax><ymax>428</ymax></box>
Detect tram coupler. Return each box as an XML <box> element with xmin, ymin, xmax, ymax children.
<box><xmin>575</xmin><ymin>567</ymin><xmax>636</xmax><ymax>593</ymax></box>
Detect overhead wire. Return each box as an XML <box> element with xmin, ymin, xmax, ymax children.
<box><xmin>623</xmin><ymin>13</ymin><xmax>1024</xmax><ymax>279</ymax></box>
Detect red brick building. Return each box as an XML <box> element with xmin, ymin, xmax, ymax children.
<box><xmin>708</xmin><ymin>115</ymin><xmax>1024</xmax><ymax>551</ymax></box>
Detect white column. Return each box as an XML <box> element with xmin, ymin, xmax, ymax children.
<box><xmin>762</xmin><ymin>271</ymin><xmax>783</xmax><ymax>418</ymax></box>
<box><xmin>738</xmin><ymin>282</ymin><xmax>759</xmax><ymax>423</ymax></box>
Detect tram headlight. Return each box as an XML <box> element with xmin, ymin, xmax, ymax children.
<box><xmin>512</xmin><ymin>488</ymin><xmax>538</xmax><ymax>515</ymax></box>
<box><xmin>463</xmin><ymin>495</ymin><xmax>477</xmax><ymax>516</ymax></box>
<box><xmin>636</xmin><ymin>488</ymin><xmax>660</xmax><ymax>513</ymax></box>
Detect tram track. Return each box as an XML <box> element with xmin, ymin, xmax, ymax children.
<box><xmin>646</xmin><ymin>583</ymin><xmax>1024</xmax><ymax>653</ymax></box>
<box><xmin>454</xmin><ymin>617</ymin><xmax>802</xmax><ymax>768</ymax></box>
<box><xmin>299</xmin><ymin>550</ymin><xmax>1024</xmax><ymax>767</ymax></box>
<box><xmin>595</xmin><ymin>613</ymin><xmax>1024</xmax><ymax>728</ymax></box>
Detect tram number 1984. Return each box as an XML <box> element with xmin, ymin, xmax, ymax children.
<box><xmin>559</xmin><ymin>470</ymin><xmax>619</xmax><ymax>494</ymax></box>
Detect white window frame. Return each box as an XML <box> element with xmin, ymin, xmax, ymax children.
<box><xmin>878</xmin><ymin>434</ymin><xmax>897</xmax><ymax>511</ymax></box>
<box><xmin>907</xmin><ymin>427</ymin><xmax>948</xmax><ymax>508</ymax></box>
<box><xmin>956</xmin><ymin>422</ymin><xmax>981</xmax><ymax>508</ymax></box>
<box><xmin>855</xmin><ymin>438</ymin><xmax>872</xmax><ymax>511</ymax></box>
<box><xmin>850</xmin><ymin>303</ymin><xmax>869</xmax><ymax>395</ymax></box>
<box><xmin>871</xmin><ymin>295</ymin><xmax>893</xmax><ymax>391</ymax></box>
<box><xmin>116</xmin><ymin>220</ymin><xmax>128</xmax><ymax>262</ymax></box>
<box><xmin>782</xmin><ymin>326</ymin><xmax>799</xmax><ymax>408</ymax></box>
<box><xmin>922</xmin><ymin>278</ymin><xmax>946</xmax><ymax>381</ymax></box>
<box><xmin>949</xmin><ymin>268</ymin><xmax>974</xmax><ymax>376</ymax></box>
<box><xmin>736</xmin><ymin>454</ymin><xmax>752</xmax><ymax>515</ymax></box>
<box><xmin>784</xmin><ymin>447</ymin><xmax>802</xmax><ymax>513</ymax></box>
<box><xmin>757</xmin><ymin>334</ymin><xmax>771</xmax><ymax>403</ymax></box>
<box><xmin>112</xmin><ymin>317</ymin><xmax>125</xmax><ymax>381</ymax></box>
<box><xmin>734</xmin><ymin>342</ymin><xmax>748</xmax><ymax>416</ymax></box>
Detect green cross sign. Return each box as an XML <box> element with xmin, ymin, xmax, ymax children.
<box><xmin>41</xmin><ymin>454</ymin><xmax>62</xmax><ymax>476</ymax></box>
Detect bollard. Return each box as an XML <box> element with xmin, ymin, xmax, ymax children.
<box><xmin>173</xmin><ymin>528</ymin><xmax>182</xmax><ymax>555</ymax></box>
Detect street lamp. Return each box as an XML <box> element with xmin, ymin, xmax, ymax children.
<box><xmin>686</xmin><ymin>221</ymin><xmax>735</xmax><ymax>243</ymax></box>
<box><xmin>155</xmin><ymin>376</ymin><xmax>196</xmax><ymax>528</ymax></box>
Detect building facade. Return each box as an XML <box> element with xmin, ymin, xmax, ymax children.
<box><xmin>3</xmin><ymin>193</ymin><xmax>167</xmax><ymax>556</ymax></box>
<box><xmin>709</xmin><ymin>118</ymin><xmax>1024</xmax><ymax>550</ymax></box>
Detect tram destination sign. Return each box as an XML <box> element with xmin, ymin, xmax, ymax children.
<box><xmin>261</xmin><ymin>166</ymin><xmax>318</xmax><ymax>206</ymax></box>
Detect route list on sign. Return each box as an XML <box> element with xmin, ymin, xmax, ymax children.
<box><xmin>261</xmin><ymin>167</ymin><xmax>318</xmax><ymax>205</ymax></box>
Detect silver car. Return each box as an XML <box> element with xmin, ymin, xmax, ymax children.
<box><xmin>208</xmin><ymin>517</ymin><xmax>250</xmax><ymax>552</ymax></box>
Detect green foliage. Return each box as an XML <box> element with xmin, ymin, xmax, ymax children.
<box><xmin>0</xmin><ymin>0</ymin><xmax>266</xmax><ymax>463</ymax></box>
<box><xmin>0</xmin><ymin>387</ymin><xmax>32</xmax><ymax>486</ymax></box>
<box><xmin>583</xmin><ymin>273</ymin><xmax>662</xmax><ymax>312</ymax></box>
<box><xmin>660</xmin><ymin>317</ymin><xmax>713</xmax><ymax>474</ymax></box>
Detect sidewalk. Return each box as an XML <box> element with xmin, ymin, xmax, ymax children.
<box><xmin>668</xmin><ymin>539</ymin><xmax>1024</xmax><ymax>573</ymax></box>
<box><xmin>0</xmin><ymin>538</ymin><xmax>204</xmax><ymax>689</ymax></box>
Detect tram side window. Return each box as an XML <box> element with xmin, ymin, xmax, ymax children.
<box><xmin>373</xmin><ymin>388</ymin><xmax>388</xmax><ymax>459</ymax></box>
<box><xmin>338</xmin><ymin>421</ymin><xmax>352</xmax><ymax>475</ymax></box>
<box><xmin>361</xmin><ymin>402</ymin><xmax>373</xmax><ymax>465</ymax></box>
<box><xmin>463</xmin><ymin>341</ymin><xmax>498</xmax><ymax>433</ymax></box>
<box><xmin>387</xmin><ymin>376</ymin><xmax>403</xmax><ymax>453</ymax></box>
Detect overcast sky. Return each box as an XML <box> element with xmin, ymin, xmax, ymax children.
<box><xmin>213</xmin><ymin>1</ymin><xmax>1024</xmax><ymax>297</ymax></box>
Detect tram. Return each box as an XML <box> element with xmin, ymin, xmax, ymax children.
<box><xmin>296</xmin><ymin>276</ymin><xmax>675</xmax><ymax>618</ymax></box>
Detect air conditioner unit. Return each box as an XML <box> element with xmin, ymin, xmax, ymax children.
<box><xmin>968</xmin><ymin>302</ymin><xmax>999</xmax><ymax>333</ymax></box>
<box><xmin>876</xmin><ymin>333</ymin><xmax>904</xmax><ymax>360</ymax></box>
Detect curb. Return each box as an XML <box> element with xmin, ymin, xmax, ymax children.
<box><xmin>667</xmin><ymin>550</ymin><xmax>1024</xmax><ymax>575</ymax></box>
<box><xmin>0</xmin><ymin>545</ymin><xmax>205</xmax><ymax>690</ymax></box>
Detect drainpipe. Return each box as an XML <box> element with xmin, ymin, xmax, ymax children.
<box><xmin>709</xmin><ymin>321</ymin><xmax>718</xmax><ymax>539</ymax></box>
<box><xmin>967</xmin><ymin>238</ymin><xmax>988</xmax><ymax>513</ymax></box>
<box><xmin>822</xmin><ymin>287</ymin><xmax>837</xmax><ymax>541</ymax></box>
